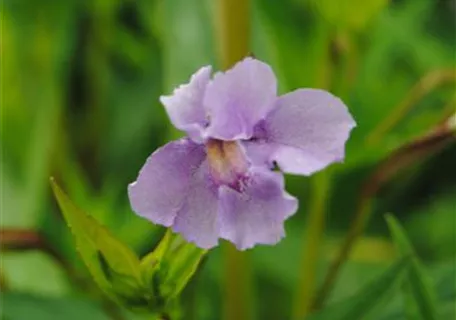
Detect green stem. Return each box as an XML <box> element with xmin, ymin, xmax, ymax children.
<box><xmin>217</xmin><ymin>1</ymin><xmax>252</xmax><ymax>320</ymax></box>
<box><xmin>292</xmin><ymin>171</ymin><xmax>330</xmax><ymax>319</ymax></box>
<box><xmin>217</xmin><ymin>0</ymin><xmax>250</xmax><ymax>69</ymax></box>
<box><xmin>224</xmin><ymin>246</ymin><xmax>253</xmax><ymax>320</ymax></box>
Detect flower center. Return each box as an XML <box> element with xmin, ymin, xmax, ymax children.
<box><xmin>206</xmin><ymin>139</ymin><xmax>248</xmax><ymax>190</ymax></box>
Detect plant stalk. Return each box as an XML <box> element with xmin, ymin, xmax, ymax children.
<box><xmin>292</xmin><ymin>172</ymin><xmax>330</xmax><ymax>319</ymax></box>
<box><xmin>217</xmin><ymin>1</ymin><xmax>253</xmax><ymax>320</ymax></box>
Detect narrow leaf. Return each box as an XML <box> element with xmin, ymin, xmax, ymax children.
<box><xmin>158</xmin><ymin>235</ymin><xmax>207</xmax><ymax>300</ymax></box>
<box><xmin>386</xmin><ymin>214</ymin><xmax>438</xmax><ymax>320</ymax></box>
<box><xmin>140</xmin><ymin>229</ymin><xmax>173</xmax><ymax>287</ymax></box>
<box><xmin>50</xmin><ymin>178</ymin><xmax>142</xmax><ymax>301</ymax></box>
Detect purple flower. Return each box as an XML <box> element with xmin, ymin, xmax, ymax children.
<box><xmin>128</xmin><ymin>58</ymin><xmax>356</xmax><ymax>250</ymax></box>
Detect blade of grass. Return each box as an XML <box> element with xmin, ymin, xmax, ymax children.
<box><xmin>385</xmin><ymin>214</ymin><xmax>438</xmax><ymax>320</ymax></box>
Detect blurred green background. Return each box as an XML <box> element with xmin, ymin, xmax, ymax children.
<box><xmin>1</xmin><ymin>0</ymin><xmax>455</xmax><ymax>319</ymax></box>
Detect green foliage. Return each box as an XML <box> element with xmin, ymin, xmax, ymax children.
<box><xmin>407</xmin><ymin>194</ymin><xmax>456</xmax><ymax>260</ymax></box>
<box><xmin>434</xmin><ymin>263</ymin><xmax>456</xmax><ymax>319</ymax></box>
<box><xmin>307</xmin><ymin>258</ymin><xmax>409</xmax><ymax>320</ymax></box>
<box><xmin>155</xmin><ymin>237</ymin><xmax>207</xmax><ymax>301</ymax></box>
<box><xmin>140</xmin><ymin>229</ymin><xmax>174</xmax><ymax>287</ymax></box>
<box><xmin>2</xmin><ymin>0</ymin><xmax>455</xmax><ymax>319</ymax></box>
<box><xmin>50</xmin><ymin>179</ymin><xmax>206</xmax><ymax>315</ymax></box>
<box><xmin>386</xmin><ymin>214</ymin><xmax>439</xmax><ymax>320</ymax></box>
<box><xmin>50</xmin><ymin>179</ymin><xmax>144</xmax><ymax>308</ymax></box>
<box><xmin>0</xmin><ymin>293</ymin><xmax>111</xmax><ymax>320</ymax></box>
<box><xmin>139</xmin><ymin>229</ymin><xmax>207</xmax><ymax>306</ymax></box>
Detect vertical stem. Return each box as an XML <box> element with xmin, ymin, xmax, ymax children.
<box><xmin>224</xmin><ymin>247</ymin><xmax>253</xmax><ymax>320</ymax></box>
<box><xmin>218</xmin><ymin>0</ymin><xmax>250</xmax><ymax>69</ymax></box>
<box><xmin>217</xmin><ymin>1</ymin><xmax>252</xmax><ymax>320</ymax></box>
<box><xmin>292</xmin><ymin>171</ymin><xmax>330</xmax><ymax>319</ymax></box>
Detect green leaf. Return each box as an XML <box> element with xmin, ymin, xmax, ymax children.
<box><xmin>138</xmin><ymin>231</ymin><xmax>206</xmax><ymax>313</ymax></box>
<box><xmin>140</xmin><ymin>229</ymin><xmax>173</xmax><ymax>287</ymax></box>
<box><xmin>308</xmin><ymin>258</ymin><xmax>410</xmax><ymax>320</ymax></box>
<box><xmin>0</xmin><ymin>292</ymin><xmax>110</xmax><ymax>320</ymax></box>
<box><xmin>385</xmin><ymin>214</ymin><xmax>438</xmax><ymax>320</ymax></box>
<box><xmin>50</xmin><ymin>178</ymin><xmax>143</xmax><ymax>304</ymax></box>
<box><xmin>157</xmin><ymin>235</ymin><xmax>207</xmax><ymax>301</ymax></box>
<box><xmin>375</xmin><ymin>260</ymin><xmax>456</xmax><ymax>320</ymax></box>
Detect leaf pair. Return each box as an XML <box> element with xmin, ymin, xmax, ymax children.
<box><xmin>139</xmin><ymin>229</ymin><xmax>207</xmax><ymax>306</ymax></box>
<box><xmin>50</xmin><ymin>178</ymin><xmax>206</xmax><ymax>314</ymax></box>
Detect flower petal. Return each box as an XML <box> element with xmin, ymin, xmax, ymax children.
<box><xmin>128</xmin><ymin>138</ymin><xmax>206</xmax><ymax>227</ymax></box>
<box><xmin>172</xmin><ymin>161</ymin><xmax>220</xmax><ymax>249</ymax></box>
<box><xmin>247</xmin><ymin>89</ymin><xmax>356</xmax><ymax>175</ymax></box>
<box><xmin>218</xmin><ymin>168</ymin><xmax>298</xmax><ymax>250</ymax></box>
<box><xmin>204</xmin><ymin>58</ymin><xmax>277</xmax><ymax>140</ymax></box>
<box><xmin>160</xmin><ymin>66</ymin><xmax>212</xmax><ymax>142</ymax></box>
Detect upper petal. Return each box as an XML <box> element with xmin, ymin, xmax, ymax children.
<box><xmin>128</xmin><ymin>138</ymin><xmax>206</xmax><ymax>227</ymax></box>
<box><xmin>160</xmin><ymin>66</ymin><xmax>212</xmax><ymax>142</ymax></box>
<box><xmin>204</xmin><ymin>58</ymin><xmax>277</xmax><ymax>140</ymax></box>
<box><xmin>256</xmin><ymin>89</ymin><xmax>356</xmax><ymax>175</ymax></box>
<box><xmin>172</xmin><ymin>161</ymin><xmax>220</xmax><ymax>249</ymax></box>
<box><xmin>218</xmin><ymin>167</ymin><xmax>298</xmax><ymax>250</ymax></box>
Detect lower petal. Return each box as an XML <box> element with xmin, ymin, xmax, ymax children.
<box><xmin>172</xmin><ymin>162</ymin><xmax>220</xmax><ymax>249</ymax></box>
<box><xmin>218</xmin><ymin>168</ymin><xmax>298</xmax><ymax>250</ymax></box>
<box><xmin>128</xmin><ymin>138</ymin><xmax>206</xmax><ymax>227</ymax></box>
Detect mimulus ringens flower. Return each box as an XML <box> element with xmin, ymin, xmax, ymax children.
<box><xmin>128</xmin><ymin>58</ymin><xmax>356</xmax><ymax>250</ymax></box>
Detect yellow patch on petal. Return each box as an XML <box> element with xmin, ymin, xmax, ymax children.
<box><xmin>206</xmin><ymin>139</ymin><xmax>248</xmax><ymax>185</ymax></box>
